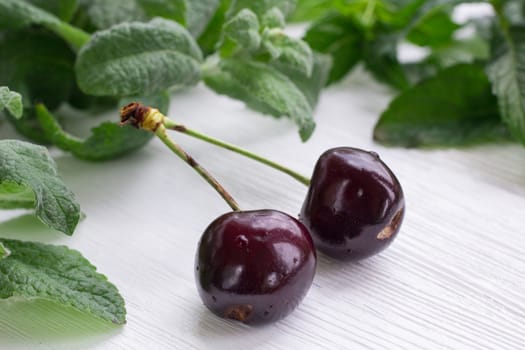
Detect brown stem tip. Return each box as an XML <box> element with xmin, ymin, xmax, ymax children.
<box><xmin>120</xmin><ymin>102</ymin><xmax>150</xmax><ymax>129</ymax></box>
<box><xmin>120</xmin><ymin>102</ymin><xmax>164</xmax><ymax>132</ymax></box>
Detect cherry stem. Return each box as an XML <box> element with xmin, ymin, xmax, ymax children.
<box><xmin>155</xmin><ymin>124</ymin><xmax>241</xmax><ymax>211</ymax></box>
<box><xmin>162</xmin><ymin>119</ymin><xmax>311</xmax><ymax>186</ymax></box>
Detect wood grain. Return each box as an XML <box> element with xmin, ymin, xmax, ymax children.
<box><xmin>1</xmin><ymin>70</ymin><xmax>524</xmax><ymax>349</ymax></box>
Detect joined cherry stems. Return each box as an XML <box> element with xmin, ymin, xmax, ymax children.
<box><xmin>120</xmin><ymin>102</ymin><xmax>311</xmax><ymax>210</ymax></box>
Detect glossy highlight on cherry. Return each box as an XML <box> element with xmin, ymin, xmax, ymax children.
<box><xmin>300</xmin><ymin>147</ymin><xmax>405</xmax><ymax>261</ymax></box>
<box><xmin>195</xmin><ymin>210</ymin><xmax>317</xmax><ymax>325</ymax></box>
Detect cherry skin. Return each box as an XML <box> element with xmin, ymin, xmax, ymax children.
<box><xmin>300</xmin><ymin>147</ymin><xmax>405</xmax><ymax>261</ymax></box>
<box><xmin>195</xmin><ymin>210</ymin><xmax>316</xmax><ymax>325</ymax></box>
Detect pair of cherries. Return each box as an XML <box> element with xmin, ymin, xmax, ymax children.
<box><xmin>118</xmin><ymin>104</ymin><xmax>404</xmax><ymax>325</ymax></box>
<box><xmin>195</xmin><ymin>147</ymin><xmax>405</xmax><ymax>325</ymax></box>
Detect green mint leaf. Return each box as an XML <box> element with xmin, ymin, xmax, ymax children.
<box><xmin>486</xmin><ymin>24</ymin><xmax>525</xmax><ymax>144</ymax></box>
<box><xmin>406</xmin><ymin>9</ymin><xmax>460</xmax><ymax>48</ymax></box>
<box><xmin>223</xmin><ymin>9</ymin><xmax>261</xmax><ymax>53</ymax></box>
<box><xmin>0</xmin><ymin>140</ymin><xmax>81</xmax><ymax>235</ymax></box>
<box><xmin>0</xmin><ymin>29</ymin><xmax>76</xmax><ymax>110</ymax></box>
<box><xmin>203</xmin><ymin>59</ymin><xmax>315</xmax><ymax>141</ymax></box>
<box><xmin>0</xmin><ymin>0</ymin><xmax>59</xmax><ymax>30</ymax></box>
<box><xmin>0</xmin><ymin>243</ymin><xmax>10</xmax><ymax>260</ymax></box>
<box><xmin>429</xmin><ymin>36</ymin><xmax>490</xmax><ymax>68</ymax></box>
<box><xmin>290</xmin><ymin>0</ymin><xmax>336</xmax><ymax>22</ymax></box>
<box><xmin>0</xmin><ymin>0</ymin><xmax>89</xmax><ymax>51</ymax></box>
<box><xmin>198</xmin><ymin>0</ymin><xmax>234</xmax><ymax>55</ymax></box>
<box><xmin>35</xmin><ymin>104</ymin><xmax>154</xmax><ymax>161</ymax></box>
<box><xmin>0</xmin><ymin>182</ymin><xmax>35</xmax><ymax>210</ymax></box>
<box><xmin>86</xmin><ymin>0</ymin><xmax>149</xmax><ymax>29</ymax></box>
<box><xmin>76</xmin><ymin>18</ymin><xmax>203</xmax><ymax>97</ymax></box>
<box><xmin>85</xmin><ymin>0</ymin><xmax>193</xmax><ymax>30</ymax></box>
<box><xmin>374</xmin><ymin>64</ymin><xmax>508</xmax><ymax>147</ymax></box>
<box><xmin>262</xmin><ymin>29</ymin><xmax>314</xmax><ymax>77</ymax></box>
<box><xmin>364</xmin><ymin>31</ymin><xmax>410</xmax><ymax>90</ymax></box>
<box><xmin>139</xmin><ymin>0</ymin><xmax>186</xmax><ymax>26</ymax></box>
<box><xmin>382</xmin><ymin>0</ymin><xmax>429</xmax><ymax>29</ymax></box>
<box><xmin>0</xmin><ymin>87</ymin><xmax>23</xmax><ymax>119</ymax></box>
<box><xmin>85</xmin><ymin>0</ymin><xmax>219</xmax><ymax>37</ymax></box>
<box><xmin>275</xmin><ymin>52</ymin><xmax>332</xmax><ymax>108</ymax></box>
<box><xmin>261</xmin><ymin>7</ymin><xmax>286</xmax><ymax>28</ymax></box>
<box><xmin>304</xmin><ymin>12</ymin><xmax>363</xmax><ymax>84</ymax></box>
<box><xmin>185</xmin><ymin>0</ymin><xmax>221</xmax><ymax>37</ymax></box>
<box><xmin>25</xmin><ymin>0</ymin><xmax>79</xmax><ymax>22</ymax></box>
<box><xmin>0</xmin><ymin>238</ymin><xmax>126</xmax><ymax>325</ymax></box>
<box><xmin>230</xmin><ymin>0</ymin><xmax>297</xmax><ymax>19</ymax></box>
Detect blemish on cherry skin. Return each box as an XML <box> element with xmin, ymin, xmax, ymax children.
<box><xmin>224</xmin><ymin>304</ymin><xmax>253</xmax><ymax>322</ymax></box>
<box><xmin>195</xmin><ymin>210</ymin><xmax>317</xmax><ymax>325</ymax></box>
<box><xmin>300</xmin><ymin>147</ymin><xmax>405</xmax><ymax>261</ymax></box>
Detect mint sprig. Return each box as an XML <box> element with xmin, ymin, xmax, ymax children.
<box><xmin>0</xmin><ymin>238</ymin><xmax>126</xmax><ymax>325</ymax></box>
<box><xmin>297</xmin><ymin>0</ymin><xmax>525</xmax><ymax>147</ymax></box>
<box><xmin>0</xmin><ymin>142</ymin><xmax>126</xmax><ymax>326</ymax></box>
<box><xmin>1</xmin><ymin>0</ymin><xmax>325</xmax><ymax>152</ymax></box>
<box><xmin>0</xmin><ymin>140</ymin><xmax>80</xmax><ymax>235</ymax></box>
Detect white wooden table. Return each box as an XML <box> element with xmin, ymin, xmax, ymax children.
<box><xmin>1</xmin><ymin>64</ymin><xmax>525</xmax><ymax>349</ymax></box>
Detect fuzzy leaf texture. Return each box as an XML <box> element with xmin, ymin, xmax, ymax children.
<box><xmin>84</xmin><ymin>0</ymin><xmax>219</xmax><ymax>36</ymax></box>
<box><xmin>263</xmin><ymin>29</ymin><xmax>314</xmax><ymax>76</ymax></box>
<box><xmin>486</xmin><ymin>24</ymin><xmax>525</xmax><ymax>144</ymax></box>
<box><xmin>230</xmin><ymin>0</ymin><xmax>297</xmax><ymax>19</ymax></box>
<box><xmin>261</xmin><ymin>7</ymin><xmax>286</xmax><ymax>28</ymax></box>
<box><xmin>76</xmin><ymin>18</ymin><xmax>203</xmax><ymax>96</ymax></box>
<box><xmin>0</xmin><ymin>87</ymin><xmax>22</xmax><ymax>119</ymax></box>
<box><xmin>185</xmin><ymin>0</ymin><xmax>221</xmax><ymax>37</ymax></box>
<box><xmin>0</xmin><ymin>140</ymin><xmax>81</xmax><ymax>235</ymax></box>
<box><xmin>203</xmin><ymin>59</ymin><xmax>315</xmax><ymax>141</ymax></box>
<box><xmin>0</xmin><ymin>239</ymin><xmax>126</xmax><ymax>324</ymax></box>
<box><xmin>276</xmin><ymin>53</ymin><xmax>332</xmax><ymax>108</ymax></box>
<box><xmin>223</xmin><ymin>9</ymin><xmax>261</xmax><ymax>52</ymax></box>
<box><xmin>374</xmin><ymin>64</ymin><xmax>509</xmax><ymax>147</ymax></box>
<box><xmin>86</xmin><ymin>0</ymin><xmax>184</xmax><ymax>29</ymax></box>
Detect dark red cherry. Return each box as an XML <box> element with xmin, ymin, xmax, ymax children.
<box><xmin>195</xmin><ymin>210</ymin><xmax>316</xmax><ymax>325</ymax></box>
<box><xmin>300</xmin><ymin>147</ymin><xmax>405</xmax><ymax>261</ymax></box>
